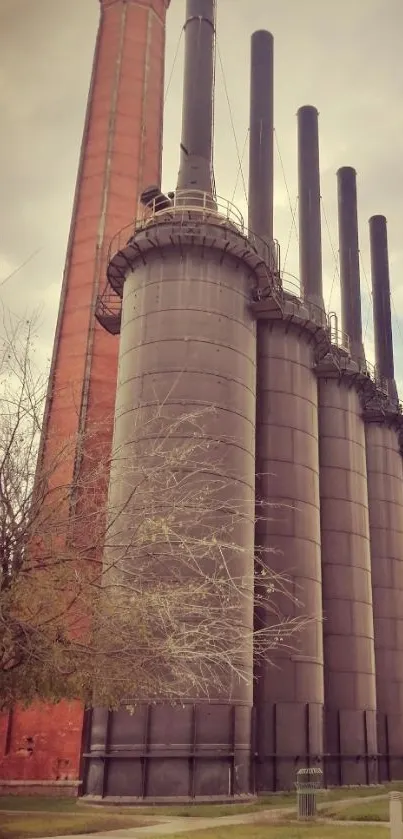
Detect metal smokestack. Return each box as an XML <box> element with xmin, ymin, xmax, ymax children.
<box><xmin>177</xmin><ymin>0</ymin><xmax>215</xmax><ymax>194</ymax></box>
<box><xmin>298</xmin><ymin>106</ymin><xmax>324</xmax><ymax>311</ymax></box>
<box><xmin>369</xmin><ymin>215</ymin><xmax>397</xmax><ymax>400</ymax></box>
<box><xmin>248</xmin><ymin>30</ymin><xmax>274</xmax><ymax>258</ymax></box>
<box><xmin>337</xmin><ymin>166</ymin><xmax>365</xmax><ymax>362</ymax></box>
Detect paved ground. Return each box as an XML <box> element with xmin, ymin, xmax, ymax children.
<box><xmin>34</xmin><ymin>793</ymin><xmax>391</xmax><ymax>839</ymax></box>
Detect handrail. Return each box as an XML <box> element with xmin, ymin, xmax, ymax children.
<box><xmin>105</xmin><ymin>191</ymin><xmax>281</xmax><ymax>286</ymax></box>
<box><xmin>328</xmin><ymin>312</ymin><xmax>351</xmax><ymax>354</ymax></box>
<box><xmin>143</xmin><ymin>189</ymin><xmax>246</xmax><ymax>234</ymax></box>
<box><xmin>281</xmin><ymin>271</ymin><xmax>301</xmax><ymax>299</ymax></box>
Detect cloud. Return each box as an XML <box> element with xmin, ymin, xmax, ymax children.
<box><xmin>1</xmin><ymin>0</ymin><xmax>403</xmax><ymax>379</ymax></box>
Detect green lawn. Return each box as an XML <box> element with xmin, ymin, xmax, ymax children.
<box><xmin>325</xmin><ymin>796</ymin><xmax>390</xmax><ymax>822</ymax></box>
<box><xmin>0</xmin><ymin>796</ymin><xmax>78</xmax><ymax>813</ymax></box>
<box><xmin>0</xmin><ymin>783</ymin><xmax>402</xmax><ymax>818</ymax></box>
<box><xmin>0</xmin><ymin>812</ymin><xmax>155</xmax><ymax>839</ymax></box>
<box><xmin>149</xmin><ymin>825</ymin><xmax>387</xmax><ymax>839</ymax></box>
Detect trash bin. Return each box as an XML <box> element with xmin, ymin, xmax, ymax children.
<box><xmin>296</xmin><ymin>767</ymin><xmax>323</xmax><ymax>819</ymax></box>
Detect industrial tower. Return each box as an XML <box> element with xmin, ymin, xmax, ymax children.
<box><xmin>0</xmin><ymin>0</ymin><xmax>169</xmax><ymax>792</ymax></box>
<box><xmin>2</xmin><ymin>0</ymin><xmax>403</xmax><ymax>799</ymax></box>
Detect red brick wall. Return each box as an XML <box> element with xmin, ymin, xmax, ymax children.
<box><xmin>0</xmin><ymin>703</ymin><xmax>84</xmax><ymax>783</ymax></box>
<box><xmin>0</xmin><ymin>0</ymin><xmax>168</xmax><ymax>789</ymax></box>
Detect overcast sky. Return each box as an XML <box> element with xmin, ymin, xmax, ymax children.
<box><xmin>1</xmin><ymin>0</ymin><xmax>403</xmax><ymax>383</ymax></box>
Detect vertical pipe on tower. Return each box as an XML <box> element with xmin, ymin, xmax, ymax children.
<box><xmin>297</xmin><ymin>106</ymin><xmax>325</xmax><ymax>313</ymax></box>
<box><xmin>248</xmin><ymin>30</ymin><xmax>274</xmax><ymax>266</ymax></box>
<box><xmin>369</xmin><ymin>215</ymin><xmax>397</xmax><ymax>400</ymax></box>
<box><xmin>177</xmin><ymin>0</ymin><xmax>215</xmax><ymax>194</ymax></box>
<box><xmin>337</xmin><ymin>167</ymin><xmax>365</xmax><ymax>362</ymax></box>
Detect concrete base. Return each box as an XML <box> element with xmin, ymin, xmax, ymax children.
<box><xmin>82</xmin><ymin>794</ymin><xmax>256</xmax><ymax>806</ymax></box>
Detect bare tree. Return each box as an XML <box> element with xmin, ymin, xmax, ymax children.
<box><xmin>0</xmin><ymin>305</ymin><xmax>309</xmax><ymax>710</ymax></box>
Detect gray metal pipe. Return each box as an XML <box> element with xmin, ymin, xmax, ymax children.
<box><xmin>369</xmin><ymin>215</ymin><xmax>396</xmax><ymax>393</ymax></box>
<box><xmin>177</xmin><ymin>0</ymin><xmax>215</xmax><ymax>194</ymax></box>
<box><xmin>248</xmin><ymin>30</ymin><xmax>274</xmax><ymax>251</ymax></box>
<box><xmin>337</xmin><ymin>167</ymin><xmax>365</xmax><ymax>362</ymax></box>
<box><xmin>298</xmin><ymin>105</ymin><xmax>324</xmax><ymax>311</ymax></box>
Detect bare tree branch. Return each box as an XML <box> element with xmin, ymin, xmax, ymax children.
<box><xmin>0</xmin><ymin>304</ymin><xmax>314</xmax><ymax>710</ymax></box>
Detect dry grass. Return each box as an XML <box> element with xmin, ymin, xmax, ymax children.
<box><xmin>325</xmin><ymin>796</ymin><xmax>389</xmax><ymax>822</ymax></box>
<box><xmin>0</xmin><ymin>812</ymin><xmax>155</xmax><ymax>839</ymax></box>
<box><xmin>148</xmin><ymin>824</ymin><xmax>388</xmax><ymax>839</ymax></box>
<box><xmin>1</xmin><ymin>783</ymin><xmax>402</xmax><ymax>818</ymax></box>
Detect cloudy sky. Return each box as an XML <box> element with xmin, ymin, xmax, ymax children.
<box><xmin>1</xmin><ymin>0</ymin><xmax>403</xmax><ymax>382</ymax></box>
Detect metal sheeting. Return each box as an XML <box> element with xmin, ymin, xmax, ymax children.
<box><xmin>319</xmin><ymin>378</ymin><xmax>377</xmax><ymax>785</ymax></box>
<box><xmin>366</xmin><ymin>423</ymin><xmax>403</xmax><ymax>782</ymax></box>
<box><xmin>254</xmin><ymin>324</ymin><xmax>324</xmax><ymax>791</ymax></box>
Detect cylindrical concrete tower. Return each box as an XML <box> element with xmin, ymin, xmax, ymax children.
<box><xmin>365</xmin><ymin>215</ymin><xmax>403</xmax><ymax>782</ymax></box>
<box><xmin>251</xmin><ymin>89</ymin><xmax>324</xmax><ymax>789</ymax></box>
<box><xmin>317</xmin><ymin>167</ymin><xmax>378</xmax><ymax>785</ymax></box>
<box><xmin>0</xmin><ymin>0</ymin><xmax>170</xmax><ymax>793</ymax></box>
<box><xmin>84</xmin><ymin>0</ymin><xmax>265</xmax><ymax>799</ymax></box>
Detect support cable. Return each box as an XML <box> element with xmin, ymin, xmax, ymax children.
<box><xmin>230</xmin><ymin>129</ymin><xmax>249</xmax><ymax>206</ymax></box>
<box><xmin>274</xmin><ymin>129</ymin><xmax>298</xmax><ymax>246</ymax></box>
<box><xmin>359</xmin><ymin>253</ymin><xmax>373</xmax><ymax>342</ymax></box>
<box><xmin>321</xmin><ymin>199</ymin><xmax>339</xmax><ymax>312</ymax></box>
<box><xmin>363</xmin><ymin>299</ymin><xmax>372</xmax><ymax>340</ymax></box>
<box><xmin>283</xmin><ymin>196</ymin><xmax>299</xmax><ymax>273</ymax></box>
<box><xmin>0</xmin><ymin>249</ymin><xmax>42</xmax><ymax>288</ymax></box>
<box><xmin>391</xmin><ymin>294</ymin><xmax>403</xmax><ymax>354</ymax></box>
<box><xmin>164</xmin><ymin>27</ymin><xmax>183</xmax><ymax>104</ymax></box>
<box><xmin>216</xmin><ymin>40</ymin><xmax>248</xmax><ymax>205</ymax></box>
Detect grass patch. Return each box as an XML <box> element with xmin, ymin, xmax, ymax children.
<box><xmin>149</xmin><ymin>824</ymin><xmax>388</xmax><ymax>839</ymax></box>
<box><xmin>0</xmin><ymin>781</ymin><xmax>402</xmax><ymax>821</ymax></box>
<box><xmin>0</xmin><ymin>797</ymin><xmax>78</xmax><ymax>813</ymax></box>
<box><xmin>0</xmin><ymin>812</ymin><xmax>155</xmax><ymax>839</ymax></box>
<box><xmin>107</xmin><ymin>795</ymin><xmax>296</xmax><ymax>818</ymax></box>
<box><xmin>326</xmin><ymin>796</ymin><xmax>389</xmax><ymax>822</ymax></box>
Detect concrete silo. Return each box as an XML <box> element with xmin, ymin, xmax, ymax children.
<box><xmin>85</xmin><ymin>0</ymin><xmax>277</xmax><ymax>799</ymax></box>
<box><xmin>364</xmin><ymin>215</ymin><xmax>403</xmax><ymax>781</ymax></box>
<box><xmin>316</xmin><ymin>167</ymin><xmax>377</xmax><ymax>785</ymax></box>
<box><xmin>251</xmin><ymin>54</ymin><xmax>325</xmax><ymax>783</ymax></box>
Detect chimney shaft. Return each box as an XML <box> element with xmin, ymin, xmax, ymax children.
<box><xmin>369</xmin><ymin>215</ymin><xmax>397</xmax><ymax>395</ymax></box>
<box><xmin>337</xmin><ymin>166</ymin><xmax>365</xmax><ymax>362</ymax></box>
<box><xmin>248</xmin><ymin>30</ymin><xmax>274</xmax><ymax>252</ymax></box>
<box><xmin>298</xmin><ymin>106</ymin><xmax>324</xmax><ymax>311</ymax></box>
<box><xmin>177</xmin><ymin>0</ymin><xmax>215</xmax><ymax>194</ymax></box>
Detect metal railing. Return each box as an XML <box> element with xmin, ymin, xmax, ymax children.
<box><xmin>105</xmin><ymin>192</ymin><xmax>283</xmax><ymax>297</ymax></box>
<box><xmin>95</xmin><ymin>286</ymin><xmax>122</xmax><ymax>335</ymax></box>
<box><xmin>328</xmin><ymin>312</ymin><xmax>351</xmax><ymax>354</ymax></box>
<box><xmin>281</xmin><ymin>271</ymin><xmax>301</xmax><ymax>300</ymax></box>
<box><xmin>142</xmin><ymin>189</ymin><xmax>246</xmax><ymax>234</ymax></box>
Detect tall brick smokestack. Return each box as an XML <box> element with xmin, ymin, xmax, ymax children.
<box><xmin>0</xmin><ymin>0</ymin><xmax>169</xmax><ymax>792</ymax></box>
